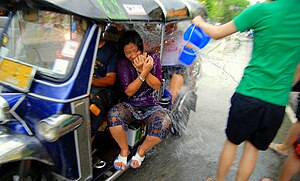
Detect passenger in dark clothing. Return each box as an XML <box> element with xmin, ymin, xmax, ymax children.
<box><xmin>90</xmin><ymin>39</ymin><xmax>119</xmax><ymax>141</ymax></box>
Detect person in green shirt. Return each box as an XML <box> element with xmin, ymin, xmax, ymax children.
<box><xmin>192</xmin><ymin>0</ymin><xmax>300</xmax><ymax>180</ymax></box>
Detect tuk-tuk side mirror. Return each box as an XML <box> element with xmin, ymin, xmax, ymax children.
<box><xmin>23</xmin><ymin>10</ymin><xmax>38</xmax><ymax>22</ymax></box>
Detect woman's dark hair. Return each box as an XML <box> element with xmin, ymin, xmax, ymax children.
<box><xmin>118</xmin><ymin>30</ymin><xmax>144</xmax><ymax>59</ymax></box>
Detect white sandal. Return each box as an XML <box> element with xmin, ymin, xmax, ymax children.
<box><xmin>114</xmin><ymin>154</ymin><xmax>127</xmax><ymax>170</ymax></box>
<box><xmin>130</xmin><ymin>152</ymin><xmax>145</xmax><ymax>169</ymax></box>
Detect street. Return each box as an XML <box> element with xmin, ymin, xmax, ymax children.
<box><xmin>117</xmin><ymin>34</ymin><xmax>300</xmax><ymax>181</ymax></box>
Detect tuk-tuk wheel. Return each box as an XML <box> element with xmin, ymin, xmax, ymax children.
<box><xmin>0</xmin><ymin>161</ymin><xmax>50</xmax><ymax>181</ymax></box>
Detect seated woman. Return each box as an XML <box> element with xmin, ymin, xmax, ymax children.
<box><xmin>107</xmin><ymin>30</ymin><xmax>171</xmax><ymax>170</ymax></box>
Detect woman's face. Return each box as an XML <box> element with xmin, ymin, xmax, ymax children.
<box><xmin>124</xmin><ymin>43</ymin><xmax>141</xmax><ymax>62</ymax></box>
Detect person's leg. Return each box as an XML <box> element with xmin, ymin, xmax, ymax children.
<box><xmin>215</xmin><ymin>93</ymin><xmax>258</xmax><ymax>181</ymax></box>
<box><xmin>109</xmin><ymin>125</ymin><xmax>129</xmax><ymax>155</ymax></box>
<box><xmin>90</xmin><ymin>108</ymin><xmax>104</xmax><ymax>144</ymax></box>
<box><xmin>215</xmin><ymin>139</ymin><xmax>238</xmax><ymax>181</ymax></box>
<box><xmin>90</xmin><ymin>88</ymin><xmax>108</xmax><ymax>144</ymax></box>
<box><xmin>109</xmin><ymin>126</ymin><xmax>128</xmax><ymax>170</ymax></box>
<box><xmin>107</xmin><ymin>103</ymin><xmax>133</xmax><ymax>170</ymax></box>
<box><xmin>271</xmin><ymin>93</ymin><xmax>300</xmax><ymax>155</ymax></box>
<box><xmin>91</xmin><ymin>135</ymin><xmax>96</xmax><ymax>145</ymax></box>
<box><xmin>269</xmin><ymin>121</ymin><xmax>300</xmax><ymax>155</ymax></box>
<box><xmin>130</xmin><ymin>135</ymin><xmax>162</xmax><ymax>169</ymax></box>
<box><xmin>212</xmin><ymin>93</ymin><xmax>247</xmax><ymax>181</ymax></box>
<box><xmin>131</xmin><ymin>106</ymin><xmax>171</xmax><ymax>168</ymax></box>
<box><xmin>169</xmin><ymin>73</ymin><xmax>184</xmax><ymax>103</ymax></box>
<box><xmin>278</xmin><ymin>153</ymin><xmax>300</xmax><ymax>181</ymax></box>
<box><xmin>236</xmin><ymin>141</ymin><xmax>259</xmax><ymax>181</ymax></box>
<box><xmin>279</xmin><ymin>134</ymin><xmax>300</xmax><ymax>180</ymax></box>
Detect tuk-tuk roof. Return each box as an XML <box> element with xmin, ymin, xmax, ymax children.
<box><xmin>0</xmin><ymin>0</ymin><xmax>207</xmax><ymax>23</ymax></box>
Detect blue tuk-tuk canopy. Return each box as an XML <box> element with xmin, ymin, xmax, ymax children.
<box><xmin>0</xmin><ymin>0</ymin><xmax>207</xmax><ymax>22</ymax></box>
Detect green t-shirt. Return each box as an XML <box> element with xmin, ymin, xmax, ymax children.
<box><xmin>233</xmin><ymin>0</ymin><xmax>300</xmax><ymax>106</ymax></box>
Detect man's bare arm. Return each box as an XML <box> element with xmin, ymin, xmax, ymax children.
<box><xmin>92</xmin><ymin>72</ymin><xmax>117</xmax><ymax>87</ymax></box>
<box><xmin>193</xmin><ymin>16</ymin><xmax>238</xmax><ymax>40</ymax></box>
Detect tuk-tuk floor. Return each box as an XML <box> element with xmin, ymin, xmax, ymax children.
<box><xmin>92</xmin><ymin>129</ymin><xmax>146</xmax><ymax>180</ymax></box>
<box><xmin>91</xmin><ymin>130</ymin><xmax>117</xmax><ymax>179</ymax></box>
<box><xmin>92</xmin><ymin>130</ymin><xmax>118</xmax><ymax>160</ymax></box>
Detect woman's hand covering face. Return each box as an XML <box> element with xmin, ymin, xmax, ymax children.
<box><xmin>133</xmin><ymin>54</ymin><xmax>154</xmax><ymax>74</ymax></box>
<box><xmin>133</xmin><ymin>54</ymin><xmax>146</xmax><ymax>73</ymax></box>
<box><xmin>143</xmin><ymin>56</ymin><xmax>154</xmax><ymax>73</ymax></box>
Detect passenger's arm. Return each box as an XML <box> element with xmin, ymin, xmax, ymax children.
<box><xmin>192</xmin><ymin>16</ymin><xmax>237</xmax><ymax>40</ymax></box>
<box><xmin>124</xmin><ymin>75</ymin><xmax>146</xmax><ymax>97</ymax></box>
<box><xmin>144</xmin><ymin>73</ymin><xmax>161</xmax><ymax>90</ymax></box>
<box><xmin>92</xmin><ymin>72</ymin><xmax>116</xmax><ymax>87</ymax></box>
<box><xmin>293</xmin><ymin>63</ymin><xmax>300</xmax><ymax>86</ymax></box>
<box><xmin>143</xmin><ymin>56</ymin><xmax>161</xmax><ymax>90</ymax></box>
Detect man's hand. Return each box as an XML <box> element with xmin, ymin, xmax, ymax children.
<box><xmin>192</xmin><ymin>15</ymin><xmax>205</xmax><ymax>27</ymax></box>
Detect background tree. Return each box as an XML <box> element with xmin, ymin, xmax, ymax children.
<box><xmin>200</xmin><ymin>0</ymin><xmax>250</xmax><ymax>23</ymax></box>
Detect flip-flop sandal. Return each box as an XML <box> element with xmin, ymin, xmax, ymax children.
<box><xmin>206</xmin><ymin>178</ymin><xmax>216</xmax><ymax>181</ymax></box>
<box><xmin>114</xmin><ymin>154</ymin><xmax>127</xmax><ymax>170</ymax></box>
<box><xmin>260</xmin><ymin>178</ymin><xmax>273</xmax><ymax>181</ymax></box>
<box><xmin>130</xmin><ymin>152</ymin><xmax>145</xmax><ymax>169</ymax></box>
<box><xmin>268</xmin><ymin>143</ymin><xmax>288</xmax><ymax>156</ymax></box>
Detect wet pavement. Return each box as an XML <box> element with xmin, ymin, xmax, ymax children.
<box><xmin>117</xmin><ymin>34</ymin><xmax>300</xmax><ymax>181</ymax></box>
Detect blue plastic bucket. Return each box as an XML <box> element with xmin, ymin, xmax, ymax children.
<box><xmin>184</xmin><ymin>24</ymin><xmax>211</xmax><ymax>49</ymax></box>
<box><xmin>179</xmin><ymin>45</ymin><xmax>197</xmax><ymax>66</ymax></box>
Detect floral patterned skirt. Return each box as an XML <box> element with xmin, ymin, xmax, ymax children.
<box><xmin>107</xmin><ymin>102</ymin><xmax>171</xmax><ymax>140</ymax></box>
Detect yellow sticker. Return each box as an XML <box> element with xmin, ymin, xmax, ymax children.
<box><xmin>0</xmin><ymin>59</ymin><xmax>35</xmax><ymax>91</ymax></box>
<box><xmin>2</xmin><ymin>34</ymin><xmax>8</xmax><ymax>46</ymax></box>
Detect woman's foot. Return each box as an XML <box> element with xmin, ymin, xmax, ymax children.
<box><xmin>269</xmin><ymin>143</ymin><xmax>289</xmax><ymax>156</ymax></box>
<box><xmin>114</xmin><ymin>149</ymin><xmax>129</xmax><ymax>170</ymax></box>
<box><xmin>130</xmin><ymin>147</ymin><xmax>145</xmax><ymax>169</ymax></box>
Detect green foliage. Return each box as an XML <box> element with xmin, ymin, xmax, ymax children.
<box><xmin>199</xmin><ymin>0</ymin><xmax>250</xmax><ymax>23</ymax></box>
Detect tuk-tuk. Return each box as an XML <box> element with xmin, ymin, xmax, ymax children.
<box><xmin>0</xmin><ymin>0</ymin><xmax>206</xmax><ymax>180</ymax></box>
